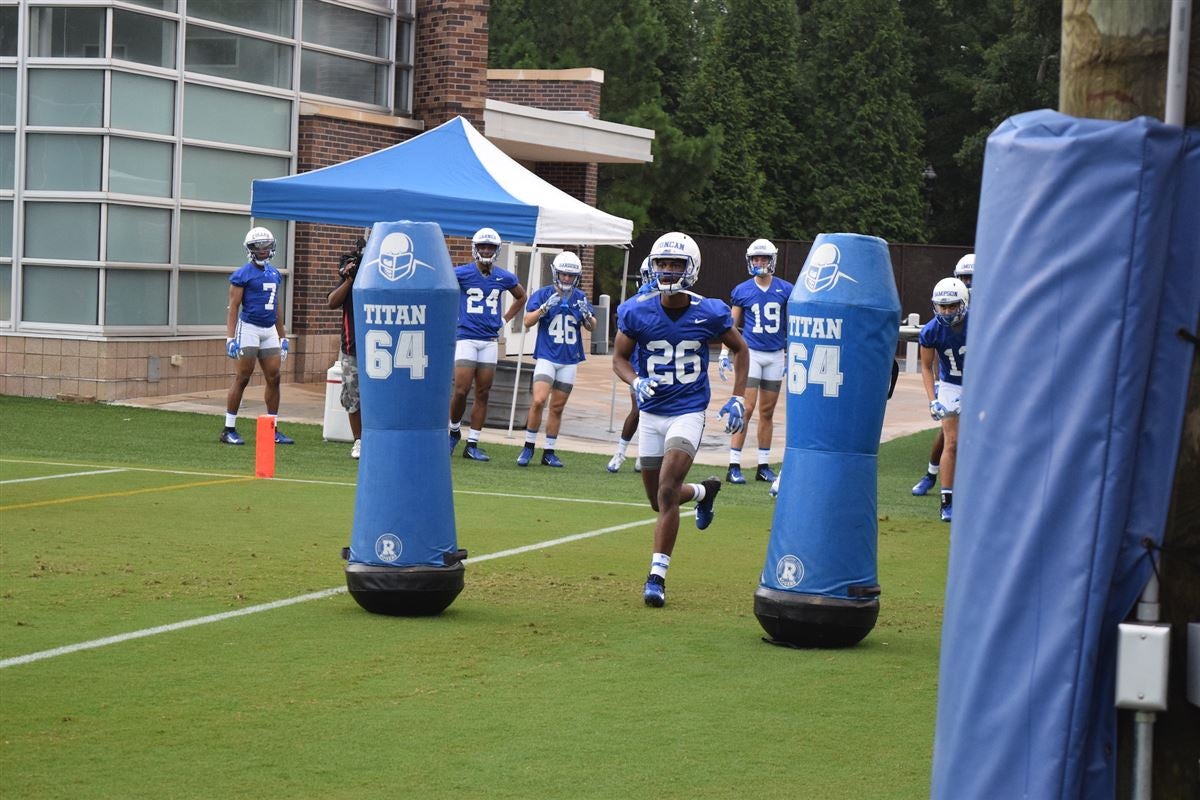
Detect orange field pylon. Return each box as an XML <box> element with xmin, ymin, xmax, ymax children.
<box><xmin>255</xmin><ymin>415</ymin><xmax>276</xmax><ymax>478</ymax></box>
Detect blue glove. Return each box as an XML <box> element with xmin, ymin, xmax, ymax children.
<box><xmin>719</xmin><ymin>395</ymin><xmax>745</xmax><ymax>434</ymax></box>
<box><xmin>225</xmin><ymin>338</ymin><xmax>240</xmax><ymax>359</ymax></box>
<box><xmin>930</xmin><ymin>400</ymin><xmax>947</xmax><ymax>420</ymax></box>
<box><xmin>280</xmin><ymin>338</ymin><xmax>289</xmax><ymax>363</ymax></box>
<box><xmin>576</xmin><ymin>298</ymin><xmax>595</xmax><ymax>320</ymax></box>
<box><xmin>540</xmin><ymin>294</ymin><xmax>562</xmax><ymax>314</ymax></box>
<box><xmin>633</xmin><ymin>377</ymin><xmax>659</xmax><ymax>404</ymax></box>
<box><xmin>718</xmin><ymin>354</ymin><xmax>732</xmax><ymax>383</ymax></box>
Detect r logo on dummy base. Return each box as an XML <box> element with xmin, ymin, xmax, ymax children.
<box><xmin>375</xmin><ymin>533</ymin><xmax>404</xmax><ymax>563</ymax></box>
<box><xmin>776</xmin><ymin>555</ymin><xmax>805</xmax><ymax>588</ymax></box>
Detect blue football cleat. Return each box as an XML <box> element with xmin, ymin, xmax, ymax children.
<box><xmin>449</xmin><ymin>429</ymin><xmax>461</xmax><ymax>453</ymax></box>
<box><xmin>755</xmin><ymin>464</ymin><xmax>776</xmax><ymax>483</ymax></box>
<box><xmin>643</xmin><ymin>574</ymin><xmax>666</xmax><ymax>607</ymax></box>
<box><xmin>274</xmin><ymin>429</ymin><xmax>294</xmax><ymax>445</ymax></box>
<box><xmin>912</xmin><ymin>474</ymin><xmax>936</xmax><ymax>496</ymax></box>
<box><xmin>219</xmin><ymin>428</ymin><xmax>244</xmax><ymax>446</ymax></box>
<box><xmin>541</xmin><ymin>452</ymin><xmax>564</xmax><ymax>468</ymax></box>
<box><xmin>516</xmin><ymin>445</ymin><xmax>534</xmax><ymax>467</ymax></box>
<box><xmin>940</xmin><ymin>503</ymin><xmax>952</xmax><ymax>523</ymax></box>
<box><xmin>695</xmin><ymin>478</ymin><xmax>722</xmax><ymax>531</ymax></box>
<box><xmin>726</xmin><ymin>465</ymin><xmax>746</xmax><ymax>484</ymax></box>
<box><xmin>462</xmin><ymin>443</ymin><xmax>490</xmax><ymax>462</ymax></box>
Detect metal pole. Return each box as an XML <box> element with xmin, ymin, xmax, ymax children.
<box><xmin>607</xmin><ymin>248</ymin><xmax>632</xmax><ymax>433</ymax></box>
<box><xmin>1165</xmin><ymin>0</ymin><xmax>1193</xmax><ymax>126</ymax></box>
<box><xmin>507</xmin><ymin>246</ymin><xmax>537</xmax><ymax>437</ymax></box>
<box><xmin>1131</xmin><ymin>711</ymin><xmax>1155</xmax><ymax>800</ymax></box>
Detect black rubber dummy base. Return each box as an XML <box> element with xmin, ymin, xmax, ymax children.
<box><xmin>754</xmin><ymin>586</ymin><xmax>879</xmax><ymax>648</ymax></box>
<box><xmin>345</xmin><ymin>562</ymin><xmax>465</xmax><ymax>616</ymax></box>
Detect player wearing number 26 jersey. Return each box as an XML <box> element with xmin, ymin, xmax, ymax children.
<box><xmin>455</xmin><ymin>262</ymin><xmax>520</xmax><ymax>340</ymax></box>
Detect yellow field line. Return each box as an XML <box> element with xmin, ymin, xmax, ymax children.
<box><xmin>0</xmin><ymin>476</ymin><xmax>254</xmax><ymax>512</ymax></box>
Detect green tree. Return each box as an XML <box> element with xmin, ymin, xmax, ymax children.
<box><xmin>794</xmin><ymin>0</ymin><xmax>928</xmax><ymax>242</ymax></box>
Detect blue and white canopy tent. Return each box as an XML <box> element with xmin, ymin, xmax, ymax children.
<box><xmin>251</xmin><ymin>115</ymin><xmax>633</xmax><ymax>247</ymax></box>
<box><xmin>251</xmin><ymin>115</ymin><xmax>635</xmax><ymax>435</ymax></box>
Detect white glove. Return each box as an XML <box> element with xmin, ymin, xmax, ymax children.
<box><xmin>540</xmin><ymin>294</ymin><xmax>562</xmax><ymax>315</ymax></box>
<box><xmin>718</xmin><ymin>352</ymin><xmax>732</xmax><ymax>383</ymax></box>
<box><xmin>930</xmin><ymin>400</ymin><xmax>948</xmax><ymax>420</ymax></box>
<box><xmin>633</xmin><ymin>377</ymin><xmax>659</xmax><ymax>404</ymax></box>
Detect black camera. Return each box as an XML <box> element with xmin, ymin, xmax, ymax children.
<box><xmin>338</xmin><ymin>237</ymin><xmax>367</xmax><ymax>279</ymax></box>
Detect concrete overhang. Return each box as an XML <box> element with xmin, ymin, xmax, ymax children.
<box><xmin>484</xmin><ymin>99</ymin><xmax>655</xmax><ymax>165</ymax></box>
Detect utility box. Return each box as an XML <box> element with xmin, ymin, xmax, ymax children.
<box><xmin>591</xmin><ymin>294</ymin><xmax>611</xmax><ymax>355</ymax></box>
<box><xmin>1115</xmin><ymin>622</ymin><xmax>1171</xmax><ymax>711</ymax></box>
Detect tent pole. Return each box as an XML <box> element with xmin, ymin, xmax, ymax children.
<box><xmin>607</xmin><ymin>247</ymin><xmax>632</xmax><ymax>433</ymax></box>
<box><xmin>507</xmin><ymin>246</ymin><xmax>537</xmax><ymax>437</ymax></box>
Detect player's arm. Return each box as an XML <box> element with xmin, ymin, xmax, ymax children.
<box><xmin>612</xmin><ymin>332</ymin><xmax>638</xmax><ymax>386</ymax></box>
<box><xmin>717</xmin><ymin>326</ymin><xmax>749</xmax><ymax>398</ymax></box>
<box><xmin>225</xmin><ymin>284</ymin><xmax>244</xmax><ymax>339</ymax></box>
<box><xmin>920</xmin><ymin>345</ymin><xmax>937</xmax><ymax>402</ymax></box>
<box><xmin>503</xmin><ymin>282</ymin><xmax>527</xmax><ymax>324</ymax></box>
<box><xmin>327</xmin><ymin>274</ymin><xmax>353</xmax><ymax>309</ymax></box>
<box><xmin>718</xmin><ymin>305</ymin><xmax>744</xmax><ymax>379</ymax></box>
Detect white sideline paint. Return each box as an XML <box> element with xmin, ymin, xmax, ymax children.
<box><xmin>0</xmin><ymin>468</ymin><xmax>127</xmax><ymax>485</ymax></box>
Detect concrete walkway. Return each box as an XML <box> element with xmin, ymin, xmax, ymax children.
<box><xmin>118</xmin><ymin>354</ymin><xmax>938</xmax><ymax>467</ymax></box>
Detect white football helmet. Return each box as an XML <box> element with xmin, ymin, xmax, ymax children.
<box><xmin>472</xmin><ymin>227</ymin><xmax>502</xmax><ymax>266</ymax></box>
<box><xmin>931</xmin><ymin>277</ymin><xmax>969</xmax><ymax>326</ymax></box>
<box><xmin>745</xmin><ymin>238</ymin><xmax>778</xmax><ymax>277</ymax></box>
<box><xmin>638</xmin><ymin>257</ymin><xmax>652</xmax><ymax>287</ymax></box>
<box><xmin>378</xmin><ymin>232</ymin><xmax>416</xmax><ymax>281</ymax></box>
<box><xmin>647</xmin><ymin>232</ymin><xmax>701</xmax><ymax>294</ymax></box>
<box><xmin>244</xmin><ymin>227</ymin><xmax>276</xmax><ymax>266</ymax></box>
<box><xmin>551</xmin><ymin>251</ymin><xmax>583</xmax><ymax>292</ymax></box>
<box><xmin>954</xmin><ymin>253</ymin><xmax>975</xmax><ymax>289</ymax></box>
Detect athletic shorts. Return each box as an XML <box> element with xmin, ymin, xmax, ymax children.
<box><xmin>233</xmin><ymin>320</ymin><xmax>281</xmax><ymax>358</ymax></box>
<box><xmin>339</xmin><ymin>352</ymin><xmax>360</xmax><ymax>414</ymax></box>
<box><xmin>937</xmin><ymin>382</ymin><xmax>962</xmax><ymax>417</ymax></box>
<box><xmin>532</xmin><ymin>358</ymin><xmax>577</xmax><ymax>393</ymax></box>
<box><xmin>747</xmin><ymin>348</ymin><xmax>785</xmax><ymax>391</ymax></box>
<box><xmin>637</xmin><ymin>410</ymin><xmax>705</xmax><ymax>469</ymax></box>
<box><xmin>455</xmin><ymin>338</ymin><xmax>498</xmax><ymax>368</ymax></box>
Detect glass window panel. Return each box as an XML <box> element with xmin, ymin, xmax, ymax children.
<box><xmin>301</xmin><ymin>50</ymin><xmax>386</xmax><ymax>106</ymax></box>
<box><xmin>113</xmin><ymin>10</ymin><xmax>177</xmax><ymax>69</ymax></box>
<box><xmin>179</xmin><ymin>210</ymin><xmax>248</xmax><ymax>266</ymax></box>
<box><xmin>0</xmin><ymin>7</ymin><xmax>17</xmax><ymax>58</ymax></box>
<box><xmin>29</xmin><ymin>7</ymin><xmax>106</xmax><ymax>58</ymax></box>
<box><xmin>125</xmin><ymin>1</ymin><xmax>178</xmax><ymax>11</ymax></box>
<box><xmin>302</xmin><ymin>1</ymin><xmax>387</xmax><ymax>57</ymax></box>
<box><xmin>185</xmin><ymin>25</ymin><xmax>292</xmax><ymax>89</ymax></box>
<box><xmin>0</xmin><ymin>200</ymin><xmax>11</xmax><ymax>258</ymax></box>
<box><xmin>26</xmin><ymin>134</ymin><xmax>102</xmax><ymax>191</ymax></box>
<box><xmin>178</xmin><ymin>270</ymin><xmax>231</xmax><ymax>325</ymax></box>
<box><xmin>25</xmin><ymin>202</ymin><xmax>100</xmax><ymax>261</ymax></box>
<box><xmin>28</xmin><ymin>70</ymin><xmax>103</xmax><ymax>127</ymax></box>
<box><xmin>394</xmin><ymin>67</ymin><xmax>411</xmax><ymax>116</ymax></box>
<box><xmin>111</xmin><ymin>72</ymin><xmax>175</xmax><ymax>136</ymax></box>
<box><xmin>23</xmin><ymin>266</ymin><xmax>99</xmax><ymax>324</ymax></box>
<box><xmin>105</xmin><ymin>269</ymin><xmax>169</xmax><ymax>325</ymax></box>
<box><xmin>0</xmin><ymin>264</ymin><xmax>10</xmax><ymax>321</ymax></box>
<box><xmin>183</xmin><ymin>84</ymin><xmax>289</xmax><ymax>150</ymax></box>
<box><xmin>395</xmin><ymin>18</ymin><xmax>413</xmax><ymax>64</ymax></box>
<box><xmin>1</xmin><ymin>69</ymin><xmax>15</xmax><ymax>126</ymax></box>
<box><xmin>109</xmin><ymin>138</ymin><xmax>173</xmax><ymax>198</ymax></box>
<box><xmin>187</xmin><ymin>0</ymin><xmax>293</xmax><ymax>37</ymax></box>
<box><xmin>181</xmin><ymin>146</ymin><xmax>287</xmax><ymax>204</ymax></box>
<box><xmin>107</xmin><ymin>205</ymin><xmax>171</xmax><ymax>263</ymax></box>
<box><xmin>0</xmin><ymin>133</ymin><xmax>12</xmax><ymax>189</ymax></box>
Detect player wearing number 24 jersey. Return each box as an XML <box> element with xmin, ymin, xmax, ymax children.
<box><xmin>455</xmin><ymin>262</ymin><xmax>520</xmax><ymax>340</ymax></box>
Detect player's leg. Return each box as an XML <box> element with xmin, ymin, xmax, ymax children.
<box><xmin>637</xmin><ymin>411</ymin><xmax>667</xmax><ymax>512</ymax></box>
<box><xmin>913</xmin><ymin>430</ymin><xmax>945</xmax><ymax>496</ymax></box>
<box><xmin>255</xmin><ymin>325</ymin><xmax>292</xmax><ymax>444</ymax></box>
<box><xmin>727</xmin><ymin>386</ymin><xmax>757</xmax><ymax>484</ymax></box>
<box><xmin>221</xmin><ymin>322</ymin><xmax>258</xmax><ymax>445</ymax></box>
<box><xmin>518</xmin><ymin>367</ymin><xmax>552</xmax><ymax>466</ymax></box>
<box><xmin>753</xmin><ymin>349</ymin><xmax>784</xmax><ymax>482</ymax></box>
<box><xmin>448</xmin><ymin>339</ymin><xmax>478</xmax><ymax>452</ymax></box>
<box><xmin>936</xmin><ymin>383</ymin><xmax>962</xmax><ymax>521</ymax></box>
<box><xmin>540</xmin><ymin>364</ymin><xmax>574</xmax><ymax>467</ymax></box>
<box><xmin>340</xmin><ymin>352</ymin><xmax>362</xmax><ymax>459</ymax></box>
<box><xmin>463</xmin><ymin>342</ymin><xmax>498</xmax><ymax>461</ymax></box>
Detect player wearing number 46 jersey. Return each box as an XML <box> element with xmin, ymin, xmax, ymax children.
<box><xmin>515</xmin><ymin>252</ymin><xmax>596</xmax><ymax>468</ymax></box>
<box><xmin>614</xmin><ymin>232</ymin><xmax>749</xmax><ymax>609</ymax></box>
<box><xmin>720</xmin><ymin>238</ymin><xmax>794</xmax><ymax>485</ymax></box>
<box><xmin>919</xmin><ymin>276</ymin><xmax>970</xmax><ymax>523</ymax></box>
<box><xmin>449</xmin><ymin>227</ymin><xmax>527</xmax><ymax>461</ymax></box>
<box><xmin>220</xmin><ymin>227</ymin><xmax>293</xmax><ymax>447</ymax></box>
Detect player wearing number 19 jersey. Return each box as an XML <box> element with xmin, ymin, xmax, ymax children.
<box><xmin>919</xmin><ymin>277</ymin><xmax>970</xmax><ymax>523</ymax></box>
<box><xmin>448</xmin><ymin>227</ymin><xmax>527</xmax><ymax>461</ymax></box>
<box><xmin>613</xmin><ymin>232</ymin><xmax>749</xmax><ymax>609</ymax></box>
<box><xmin>721</xmin><ymin>238</ymin><xmax>794</xmax><ymax>486</ymax></box>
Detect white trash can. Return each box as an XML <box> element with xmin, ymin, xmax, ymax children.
<box><xmin>323</xmin><ymin>361</ymin><xmax>354</xmax><ymax>442</ymax></box>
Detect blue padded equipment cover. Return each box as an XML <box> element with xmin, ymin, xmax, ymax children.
<box><xmin>347</xmin><ymin>221</ymin><xmax>460</xmax><ymax>568</ymax></box>
<box><xmin>931</xmin><ymin>111</ymin><xmax>1200</xmax><ymax>799</ymax></box>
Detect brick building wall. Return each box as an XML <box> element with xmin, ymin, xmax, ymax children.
<box><xmin>412</xmin><ymin>0</ymin><xmax>489</xmax><ymax>128</ymax></box>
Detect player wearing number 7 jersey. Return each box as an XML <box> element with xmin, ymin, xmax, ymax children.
<box><xmin>449</xmin><ymin>227</ymin><xmax>527</xmax><ymax>461</ymax></box>
<box><xmin>919</xmin><ymin>277</ymin><xmax>970</xmax><ymax>523</ymax></box>
<box><xmin>220</xmin><ymin>227</ymin><xmax>293</xmax><ymax>446</ymax></box>
<box><xmin>613</xmin><ymin>232</ymin><xmax>749</xmax><ymax>608</ymax></box>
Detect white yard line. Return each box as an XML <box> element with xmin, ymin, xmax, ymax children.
<box><xmin>0</xmin><ymin>468</ymin><xmax>127</xmax><ymax>485</ymax></box>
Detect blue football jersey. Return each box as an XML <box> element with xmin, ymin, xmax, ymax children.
<box><xmin>456</xmin><ymin>263</ymin><xmax>519</xmax><ymax>340</ymax></box>
<box><xmin>918</xmin><ymin>313</ymin><xmax>969</xmax><ymax>385</ymax></box>
<box><xmin>617</xmin><ymin>293</ymin><xmax>733</xmax><ymax>415</ymax></box>
<box><xmin>229</xmin><ymin>262</ymin><xmax>282</xmax><ymax>327</ymax></box>
<box><xmin>526</xmin><ymin>285</ymin><xmax>588</xmax><ymax>365</ymax></box>
<box><xmin>730</xmin><ymin>277</ymin><xmax>794</xmax><ymax>352</ymax></box>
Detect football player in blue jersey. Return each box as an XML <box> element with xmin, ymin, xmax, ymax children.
<box><xmin>613</xmin><ymin>232</ymin><xmax>749</xmax><ymax>607</ymax></box>
<box><xmin>448</xmin><ymin>227</ymin><xmax>527</xmax><ymax>461</ymax></box>
<box><xmin>919</xmin><ymin>276</ymin><xmax>970</xmax><ymax>523</ymax></box>
<box><xmin>220</xmin><ymin>227</ymin><xmax>293</xmax><ymax>446</ymax></box>
<box><xmin>719</xmin><ymin>238</ymin><xmax>795</xmax><ymax>485</ymax></box>
<box><xmin>607</xmin><ymin>258</ymin><xmax>656</xmax><ymax>473</ymax></box>
<box><xmin>516</xmin><ymin>251</ymin><xmax>596</xmax><ymax>467</ymax></box>
<box><xmin>912</xmin><ymin>253</ymin><xmax>974</xmax><ymax>496</ymax></box>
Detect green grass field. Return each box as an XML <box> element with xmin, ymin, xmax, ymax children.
<box><xmin>0</xmin><ymin>396</ymin><xmax>948</xmax><ymax>799</ymax></box>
